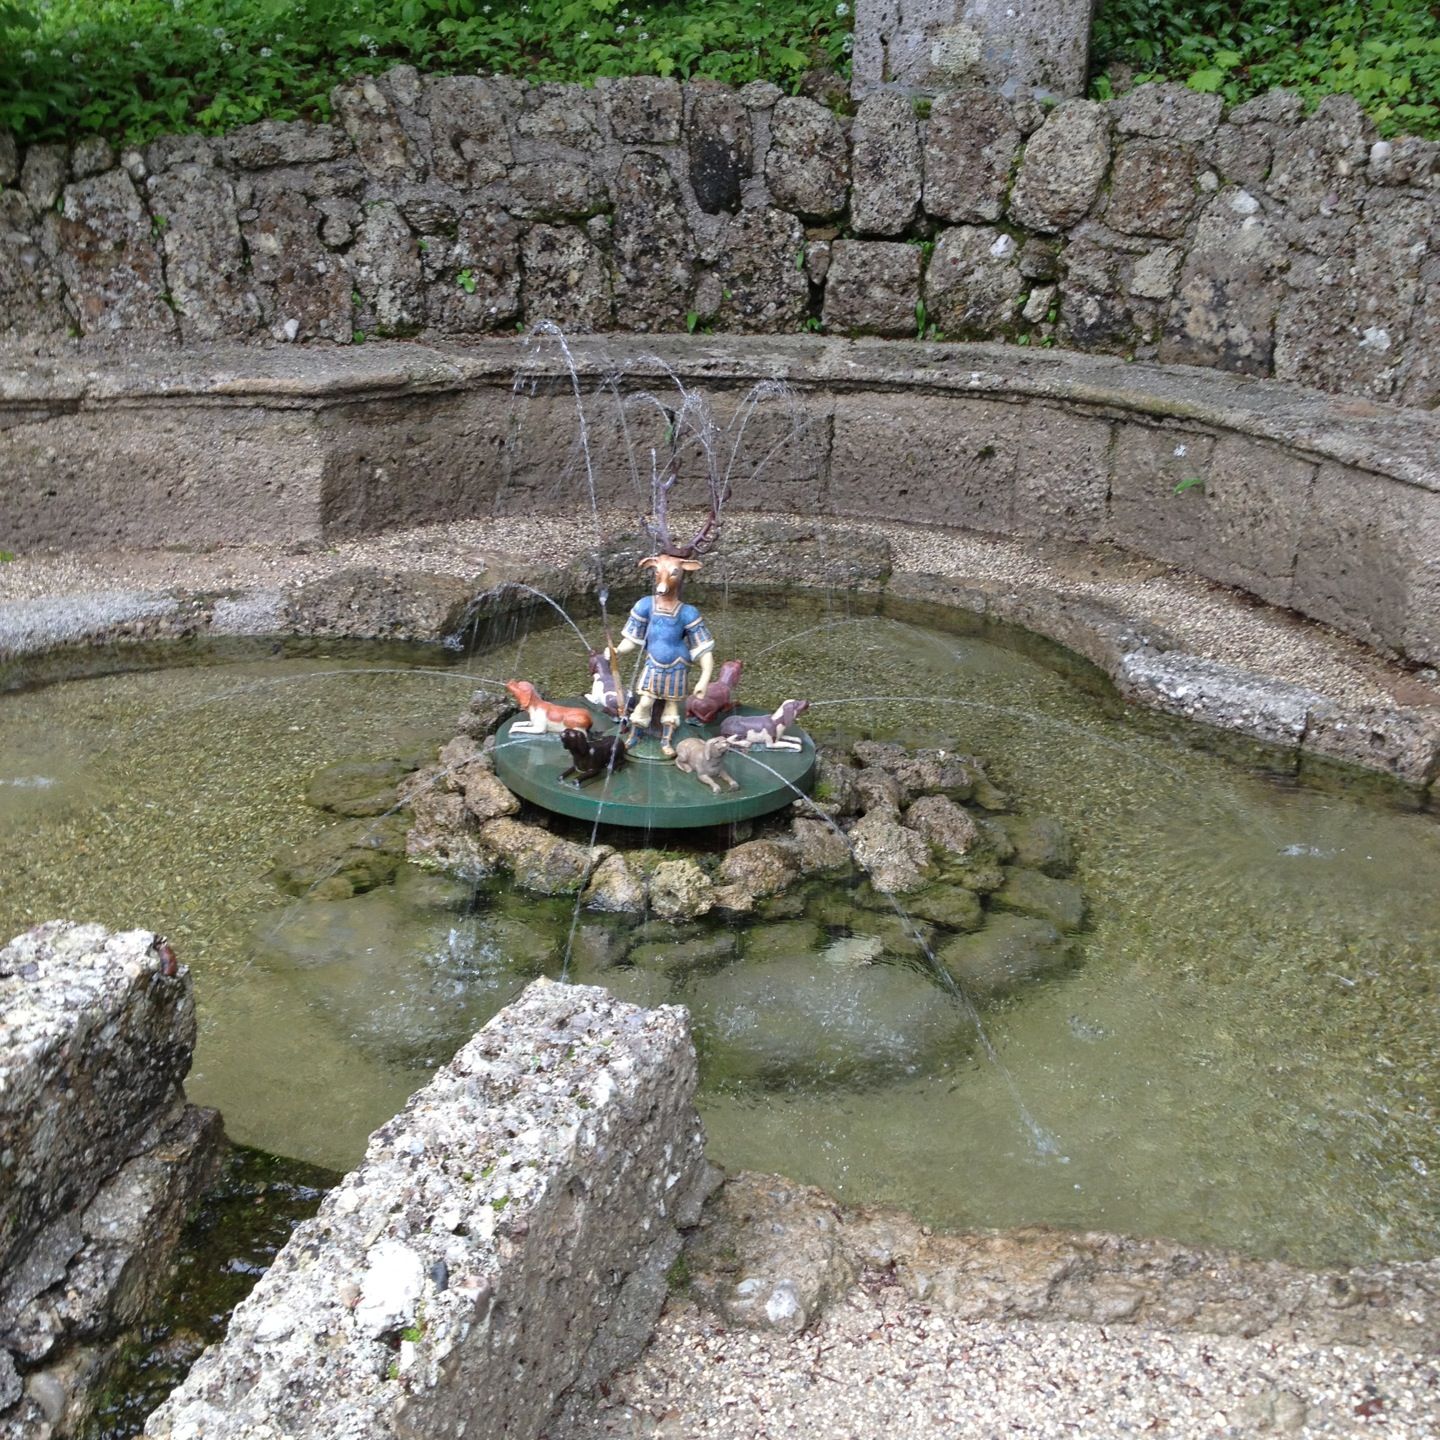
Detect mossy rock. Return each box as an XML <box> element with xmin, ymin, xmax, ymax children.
<box><xmin>843</xmin><ymin>908</ymin><xmax>936</xmax><ymax>960</ymax></box>
<box><xmin>935</xmin><ymin>851</ymin><xmax>1007</xmax><ymax>894</ymax></box>
<box><xmin>991</xmin><ymin>869</ymin><xmax>1086</xmax><ymax>933</ymax></box>
<box><xmin>305</xmin><ymin>757</ymin><xmax>411</xmax><ymax>817</ymax></box>
<box><xmin>627</xmin><ymin>928</ymin><xmax>738</xmax><ymax>973</ymax></box>
<box><xmin>392</xmin><ymin>863</ymin><xmax>476</xmax><ymax>912</ymax></box>
<box><xmin>741</xmin><ymin>919</ymin><xmax>825</xmax><ymax>963</ymax></box>
<box><xmin>903</xmin><ymin>883</ymin><xmax>984</xmax><ymax>932</ymax></box>
<box><xmin>687</xmin><ymin>954</ymin><xmax>971</xmax><ymax>1089</ymax></box>
<box><xmin>936</xmin><ymin>914</ymin><xmax>1075</xmax><ymax>1001</ymax></box>
<box><xmin>995</xmin><ymin>815</ymin><xmax>1074</xmax><ymax>876</ymax></box>
<box><xmin>271</xmin><ymin>815</ymin><xmax>410</xmax><ymax>898</ymax></box>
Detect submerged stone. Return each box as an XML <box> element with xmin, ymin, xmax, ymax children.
<box><xmin>740</xmin><ymin>919</ymin><xmax>824</xmax><ymax>963</ymax></box>
<box><xmin>271</xmin><ymin>816</ymin><xmax>409</xmax><ymax>898</ymax></box>
<box><xmin>992</xmin><ymin>869</ymin><xmax>1087</xmax><ymax>933</ymax></box>
<box><xmin>686</xmin><ymin>954</ymin><xmax>969</xmax><ymax>1088</ymax></box>
<box><xmin>305</xmin><ymin>758</ymin><xmax>410</xmax><ymax>817</ymax></box>
<box><xmin>996</xmin><ymin>814</ymin><xmax>1075</xmax><ymax>876</ymax></box>
<box><xmin>627</xmin><ymin>929</ymin><xmax>738</xmax><ymax>973</ymax></box>
<box><xmin>903</xmin><ymin>883</ymin><xmax>984</xmax><ymax>932</ymax></box>
<box><xmin>937</xmin><ymin>914</ymin><xmax>1075</xmax><ymax>1000</ymax></box>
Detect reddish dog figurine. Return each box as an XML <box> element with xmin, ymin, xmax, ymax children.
<box><xmin>685</xmin><ymin>658</ymin><xmax>743</xmax><ymax>724</ymax></box>
<box><xmin>505</xmin><ymin>680</ymin><xmax>593</xmax><ymax>735</ymax></box>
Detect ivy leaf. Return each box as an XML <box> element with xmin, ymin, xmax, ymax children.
<box><xmin>1187</xmin><ymin>68</ymin><xmax>1225</xmax><ymax>93</ymax></box>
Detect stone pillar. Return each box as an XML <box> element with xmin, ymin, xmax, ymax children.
<box><xmin>852</xmin><ymin>0</ymin><xmax>1096</xmax><ymax>101</ymax></box>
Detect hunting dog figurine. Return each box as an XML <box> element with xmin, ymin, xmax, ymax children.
<box><xmin>585</xmin><ymin>647</ymin><xmax>626</xmax><ymax>718</ymax></box>
<box><xmin>719</xmin><ymin>699</ymin><xmax>809</xmax><ymax>752</ymax></box>
<box><xmin>684</xmin><ymin>657</ymin><xmax>743</xmax><ymax>724</ymax></box>
<box><xmin>505</xmin><ymin>680</ymin><xmax>594</xmax><ymax>736</ymax></box>
<box><xmin>559</xmin><ymin>727</ymin><xmax>629</xmax><ymax>785</ymax></box>
<box><xmin>673</xmin><ymin>735</ymin><xmax>739</xmax><ymax>794</ymax></box>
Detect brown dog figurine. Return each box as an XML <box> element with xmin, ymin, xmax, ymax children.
<box><xmin>685</xmin><ymin>658</ymin><xmax>743</xmax><ymax>724</ymax></box>
<box><xmin>505</xmin><ymin>680</ymin><xmax>593</xmax><ymax>735</ymax></box>
<box><xmin>559</xmin><ymin>728</ymin><xmax>629</xmax><ymax>785</ymax></box>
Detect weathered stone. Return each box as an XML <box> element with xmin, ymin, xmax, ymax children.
<box><xmin>764</xmin><ymin>97</ymin><xmax>848</xmax><ymax>221</ymax></box>
<box><xmin>1230</xmin><ymin>89</ymin><xmax>1304</xmax><ymax>126</ymax></box>
<box><xmin>850</xmin><ymin>92</ymin><xmax>921</xmax><ymax>235</ymax></box>
<box><xmin>462</xmin><ymin>768</ymin><xmax>521</xmax><ymax>824</ymax></box>
<box><xmin>221</xmin><ymin>120</ymin><xmax>346</xmax><ymax>169</ymax></box>
<box><xmin>350</xmin><ymin>201</ymin><xmax>425</xmax><ymax>334</ymax></box>
<box><xmin>521</xmin><ymin>223</ymin><xmax>612</xmax><ymax>332</ymax></box>
<box><xmin>601</xmin><ymin>76</ymin><xmax>683</xmax><ymax>143</ymax></box>
<box><xmin>938</xmin><ymin>913</ymin><xmax>1074</xmax><ymax>999</ymax></box>
<box><xmin>717</xmin><ymin>839</ymin><xmax>801</xmax><ymax>900</ymax></box>
<box><xmin>1018</xmin><ymin>235</ymin><xmax>1062</xmax><ymax>280</ymax></box>
<box><xmin>715</xmin><ymin>207</ymin><xmax>808</xmax><ymax>333</ymax></box>
<box><xmin>1012</xmin><ymin>406</ymin><xmax>1112</xmax><ymax>540</ymax></box>
<box><xmin>1161</xmin><ymin>187</ymin><xmax>1285</xmax><ymax>375</ymax></box>
<box><xmin>1128</xmin><ymin>243</ymin><xmax>1184</xmax><ymax>300</ymax></box>
<box><xmin>925</xmin><ymin>225</ymin><xmax>1024</xmax><ymax>335</ymax></box>
<box><xmin>509</xmin><ymin>160</ymin><xmax>605</xmax><ymax>220</ymax></box>
<box><xmin>1206</xmin><ymin>123</ymin><xmax>1272</xmax><ymax>191</ymax></box>
<box><xmin>0</xmin><ymin>192</ymin><xmax>68</xmax><ymax>340</ymax></box>
<box><xmin>20</xmin><ymin>144</ymin><xmax>67</xmax><ymax>210</ymax></box>
<box><xmin>739</xmin><ymin>80</ymin><xmax>784</xmax><ymax>110</ymax></box>
<box><xmin>829</xmin><ymin>390</ymin><xmax>1019</xmax><ymax>533</ymax></box>
<box><xmin>611</xmin><ymin>151</ymin><xmax>692</xmax><ymax>330</ymax></box>
<box><xmin>1057</xmin><ymin>226</ymin><xmax>1162</xmax><ymax>351</ymax></box>
<box><xmin>854</xmin><ymin>743</ymin><xmax>980</xmax><ymax>800</ymax></box>
<box><xmin>1009</xmin><ymin>99</ymin><xmax>1109</xmax><ymax>232</ymax></box>
<box><xmin>70</xmin><ymin>136</ymin><xmax>115</xmax><ymax>180</ymax></box>
<box><xmin>243</xmin><ymin>190</ymin><xmax>353</xmax><ymax>343</ymax></box>
<box><xmin>43</xmin><ymin>171</ymin><xmax>174</xmax><ymax>337</ymax></box>
<box><xmin>147</xmin><ymin>165</ymin><xmax>261</xmax><ymax>340</ymax></box>
<box><xmin>516</xmin><ymin>84</ymin><xmax>603</xmax><ymax>151</ymax></box>
<box><xmin>0</xmin><ymin>133</ymin><xmax>17</xmax><ymax>187</ymax></box>
<box><xmin>426</xmin><ymin>207</ymin><xmax>521</xmax><ymax>332</ymax></box>
<box><xmin>993</xmin><ymin>868</ymin><xmax>1086</xmax><ymax>931</ymax></box>
<box><xmin>582</xmin><ymin>852</ymin><xmax>647</xmax><ymax>914</ymax></box>
<box><xmin>903</xmin><ymin>793</ymin><xmax>980</xmax><ymax>854</ymax></box>
<box><xmin>852</xmin><ymin>0</ymin><xmax>1094</xmax><ymax>101</ymax></box>
<box><xmin>1291</xmin><ymin>462</ymin><xmax>1440</xmax><ymax>664</ymax></box>
<box><xmin>688</xmin><ymin>87</ymin><xmax>751</xmax><ymax>215</ymax></box>
<box><xmin>923</xmin><ymin>89</ymin><xmax>1020</xmax><ymax>224</ymax></box>
<box><xmin>848</xmin><ymin>809</ymin><xmax>933</xmax><ymax>893</ymax></box>
<box><xmin>649</xmin><ymin>858</ymin><xmax>715</xmax><ymax>920</ymax></box>
<box><xmin>823</xmin><ymin>240</ymin><xmax>921</xmax><ymax>336</ymax></box>
<box><xmin>148</xmin><ymin>982</ymin><xmax>711</xmax><ymax>1440</ymax></box>
<box><xmin>789</xmin><ymin>817</ymin><xmax>854</xmax><ymax>875</ymax></box>
<box><xmin>424</xmin><ymin>76</ymin><xmax>514</xmax><ymax>186</ymax></box>
<box><xmin>331</xmin><ymin>75</ymin><xmax>425</xmax><ymax>180</ymax></box>
<box><xmin>1273</xmin><ymin>194</ymin><xmax>1429</xmax><ymax>400</ymax></box>
<box><xmin>1105</xmin><ymin>139</ymin><xmax>1199</xmax><ymax>239</ymax></box>
<box><xmin>685</xmin><ymin>1174</ymin><xmax>854</xmax><ymax>1333</ymax></box>
<box><xmin>1267</xmin><ymin>95</ymin><xmax>1371</xmax><ymax>223</ymax></box>
<box><xmin>1114</xmin><ymin>83</ymin><xmax>1222</xmax><ymax>143</ymax></box>
<box><xmin>476</xmin><ymin>817</ymin><xmax>609</xmax><ymax>896</ymax></box>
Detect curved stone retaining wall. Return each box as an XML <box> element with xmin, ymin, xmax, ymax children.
<box><xmin>1</xmin><ymin>73</ymin><xmax>1436</xmax><ymax>406</ymax></box>
<box><xmin>2</xmin><ymin>335</ymin><xmax>1436</xmax><ymax>670</ymax></box>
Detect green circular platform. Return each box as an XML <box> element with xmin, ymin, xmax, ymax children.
<box><xmin>492</xmin><ymin>703</ymin><xmax>816</xmax><ymax>829</ymax></box>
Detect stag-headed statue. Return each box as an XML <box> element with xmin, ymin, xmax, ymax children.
<box><xmin>616</xmin><ymin>460</ymin><xmax>729</xmax><ymax>756</ymax></box>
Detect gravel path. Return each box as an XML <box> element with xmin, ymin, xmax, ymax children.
<box><xmin>550</xmin><ymin>1290</ymin><xmax>1439</xmax><ymax>1440</ymax></box>
<box><xmin>1</xmin><ymin>512</ymin><xmax>1430</xmax><ymax>711</ymax></box>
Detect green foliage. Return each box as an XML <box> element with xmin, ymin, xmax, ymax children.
<box><xmin>1173</xmin><ymin>474</ymin><xmax>1206</xmax><ymax>495</ymax></box>
<box><xmin>0</xmin><ymin>0</ymin><xmax>855</xmax><ymax>145</ymax></box>
<box><xmin>1092</xmin><ymin>0</ymin><xmax>1440</xmax><ymax>137</ymax></box>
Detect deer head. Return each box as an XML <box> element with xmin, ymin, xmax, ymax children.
<box><xmin>640</xmin><ymin>554</ymin><xmax>702</xmax><ymax>599</ymax></box>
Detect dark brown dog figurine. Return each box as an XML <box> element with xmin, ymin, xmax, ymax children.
<box><xmin>685</xmin><ymin>658</ymin><xmax>743</xmax><ymax>724</ymax></box>
<box><xmin>559</xmin><ymin>727</ymin><xmax>629</xmax><ymax>785</ymax></box>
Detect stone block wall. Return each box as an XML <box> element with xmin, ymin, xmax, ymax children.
<box><xmin>0</xmin><ymin>922</ymin><xmax>223</xmax><ymax>1438</ymax></box>
<box><xmin>1</xmin><ymin>74</ymin><xmax>1436</xmax><ymax>408</ymax></box>
<box><xmin>144</xmin><ymin>979</ymin><xmax>713</xmax><ymax>1440</ymax></box>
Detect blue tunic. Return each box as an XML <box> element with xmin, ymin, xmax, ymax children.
<box><xmin>623</xmin><ymin>596</ymin><xmax>715</xmax><ymax>699</ymax></box>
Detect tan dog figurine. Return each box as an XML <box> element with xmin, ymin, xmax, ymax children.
<box><xmin>673</xmin><ymin>735</ymin><xmax>739</xmax><ymax>794</ymax></box>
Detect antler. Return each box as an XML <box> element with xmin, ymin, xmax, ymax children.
<box><xmin>638</xmin><ymin>417</ymin><xmax>732</xmax><ymax>559</ymax></box>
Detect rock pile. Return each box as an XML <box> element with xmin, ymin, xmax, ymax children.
<box><xmin>0</xmin><ymin>922</ymin><xmax>222</xmax><ymax>1440</ymax></box>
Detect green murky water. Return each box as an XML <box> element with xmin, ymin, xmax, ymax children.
<box><xmin>1</xmin><ymin>600</ymin><xmax>1437</xmax><ymax>1266</ymax></box>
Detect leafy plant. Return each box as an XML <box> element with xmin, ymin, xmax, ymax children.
<box><xmin>1091</xmin><ymin>0</ymin><xmax>1440</xmax><ymax>138</ymax></box>
<box><xmin>0</xmin><ymin>0</ymin><xmax>855</xmax><ymax>146</ymax></box>
<box><xmin>456</xmin><ymin>269</ymin><xmax>477</xmax><ymax>295</ymax></box>
<box><xmin>1173</xmin><ymin>474</ymin><xmax>1206</xmax><ymax>495</ymax></box>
